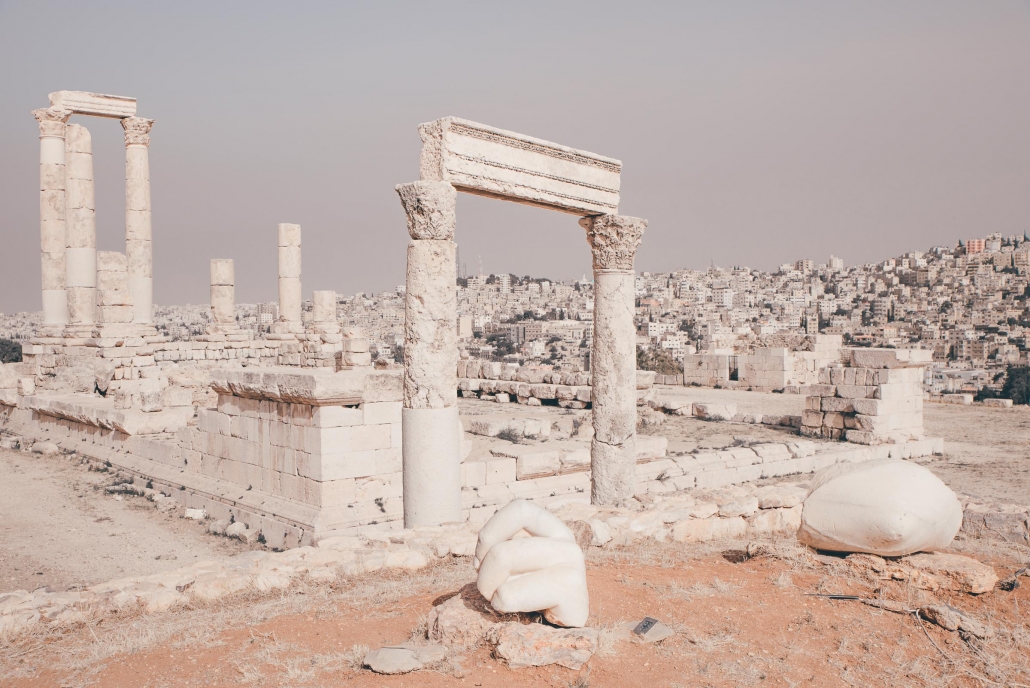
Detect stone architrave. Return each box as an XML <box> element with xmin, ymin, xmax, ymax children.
<box><xmin>418</xmin><ymin>117</ymin><xmax>621</xmax><ymax>215</ymax></box>
<box><xmin>33</xmin><ymin>107</ymin><xmax>72</xmax><ymax>327</ymax></box>
<box><xmin>122</xmin><ymin>116</ymin><xmax>155</xmax><ymax>324</ymax></box>
<box><xmin>209</xmin><ymin>259</ymin><xmax>235</xmax><ymax>326</ymax></box>
<box><xmin>65</xmin><ymin>123</ymin><xmax>97</xmax><ymax>328</ymax></box>
<box><xmin>396</xmin><ymin>180</ymin><xmax>461</xmax><ymax>528</ymax></box>
<box><xmin>49</xmin><ymin>91</ymin><xmax>137</xmax><ymax>119</ymax></box>
<box><xmin>581</xmin><ymin>214</ymin><xmax>646</xmax><ymax>505</ymax></box>
<box><xmin>275</xmin><ymin>223</ymin><xmax>302</xmax><ymax>331</ymax></box>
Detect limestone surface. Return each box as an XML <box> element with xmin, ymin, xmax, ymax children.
<box><xmin>798</xmin><ymin>459</ymin><xmax>963</xmax><ymax>556</ymax></box>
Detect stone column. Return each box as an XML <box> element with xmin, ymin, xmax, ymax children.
<box><xmin>122</xmin><ymin>116</ymin><xmax>155</xmax><ymax>325</ymax></box>
<box><xmin>209</xmin><ymin>259</ymin><xmax>235</xmax><ymax>330</ymax></box>
<box><xmin>276</xmin><ymin>223</ymin><xmax>302</xmax><ymax>331</ymax></box>
<box><xmin>32</xmin><ymin>107</ymin><xmax>71</xmax><ymax>328</ymax></box>
<box><xmin>581</xmin><ymin>214</ymin><xmax>646</xmax><ymax>506</ymax></box>
<box><xmin>396</xmin><ymin>181</ymin><xmax>461</xmax><ymax>527</ymax></box>
<box><xmin>65</xmin><ymin>123</ymin><xmax>97</xmax><ymax>329</ymax></box>
<box><xmin>311</xmin><ymin>290</ymin><xmax>336</xmax><ymax>325</ymax></box>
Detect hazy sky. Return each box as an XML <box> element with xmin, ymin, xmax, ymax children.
<box><xmin>1</xmin><ymin>1</ymin><xmax>1028</xmax><ymax>313</ymax></box>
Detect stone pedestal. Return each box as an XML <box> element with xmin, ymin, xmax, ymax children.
<box><xmin>65</xmin><ymin>123</ymin><xmax>97</xmax><ymax>331</ymax></box>
<box><xmin>581</xmin><ymin>214</ymin><xmax>646</xmax><ymax>506</ymax></box>
<box><xmin>33</xmin><ymin>107</ymin><xmax>72</xmax><ymax>328</ymax></box>
<box><xmin>122</xmin><ymin>117</ymin><xmax>155</xmax><ymax>325</ymax></box>
<box><xmin>396</xmin><ymin>180</ymin><xmax>461</xmax><ymax>527</ymax></box>
<box><xmin>272</xmin><ymin>223</ymin><xmax>303</xmax><ymax>335</ymax></box>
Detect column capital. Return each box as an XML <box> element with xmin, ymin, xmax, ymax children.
<box><xmin>121</xmin><ymin>117</ymin><xmax>155</xmax><ymax>147</ymax></box>
<box><xmin>580</xmin><ymin>214</ymin><xmax>647</xmax><ymax>272</ymax></box>
<box><xmin>32</xmin><ymin>107</ymin><xmax>72</xmax><ymax>138</ymax></box>
<box><xmin>396</xmin><ymin>180</ymin><xmax>456</xmax><ymax>240</ymax></box>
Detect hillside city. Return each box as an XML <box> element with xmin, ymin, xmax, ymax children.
<box><xmin>2</xmin><ymin>232</ymin><xmax>1028</xmax><ymax>397</ymax></box>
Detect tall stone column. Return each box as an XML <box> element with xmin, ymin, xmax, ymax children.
<box><xmin>581</xmin><ymin>214</ymin><xmax>646</xmax><ymax>506</ymax></box>
<box><xmin>209</xmin><ymin>259</ymin><xmax>235</xmax><ymax>331</ymax></box>
<box><xmin>65</xmin><ymin>123</ymin><xmax>97</xmax><ymax>329</ymax></box>
<box><xmin>32</xmin><ymin>107</ymin><xmax>72</xmax><ymax>328</ymax></box>
<box><xmin>396</xmin><ymin>181</ymin><xmax>461</xmax><ymax>527</ymax></box>
<box><xmin>275</xmin><ymin>223</ymin><xmax>302</xmax><ymax>332</ymax></box>
<box><xmin>122</xmin><ymin>116</ymin><xmax>155</xmax><ymax>325</ymax></box>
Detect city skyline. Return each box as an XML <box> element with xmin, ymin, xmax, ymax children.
<box><xmin>2</xmin><ymin>1</ymin><xmax>1028</xmax><ymax>313</ymax></box>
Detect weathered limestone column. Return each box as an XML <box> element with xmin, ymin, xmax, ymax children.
<box><xmin>209</xmin><ymin>259</ymin><xmax>235</xmax><ymax>329</ymax></box>
<box><xmin>581</xmin><ymin>214</ymin><xmax>646</xmax><ymax>505</ymax></box>
<box><xmin>122</xmin><ymin>116</ymin><xmax>155</xmax><ymax>325</ymax></box>
<box><xmin>65</xmin><ymin>123</ymin><xmax>97</xmax><ymax>329</ymax></box>
<box><xmin>311</xmin><ymin>290</ymin><xmax>336</xmax><ymax>325</ymax></box>
<box><xmin>32</xmin><ymin>107</ymin><xmax>72</xmax><ymax>327</ymax></box>
<box><xmin>276</xmin><ymin>223</ymin><xmax>302</xmax><ymax>331</ymax></box>
<box><xmin>396</xmin><ymin>181</ymin><xmax>461</xmax><ymax>527</ymax></box>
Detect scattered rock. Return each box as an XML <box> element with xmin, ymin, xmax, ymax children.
<box><xmin>693</xmin><ymin>403</ymin><xmax>737</xmax><ymax>422</ymax></box>
<box><xmin>488</xmin><ymin>622</ymin><xmax>597</xmax><ymax>670</ymax></box>
<box><xmin>847</xmin><ymin>552</ymin><xmax>998</xmax><ymax>594</ymax></box>
<box><xmin>363</xmin><ymin>646</ymin><xmax>422</xmax><ymax>675</ymax></box>
<box><xmin>183</xmin><ymin>508</ymin><xmax>206</xmax><ymax>520</ymax></box>
<box><xmin>0</xmin><ymin>436</ymin><xmax>20</xmax><ymax>450</ymax></box>
<box><xmin>619</xmin><ymin>618</ymin><xmax>675</xmax><ymax>643</ymax></box>
<box><xmin>902</xmin><ymin>552</ymin><xmax>999</xmax><ymax>594</ymax></box>
<box><xmin>207</xmin><ymin>519</ymin><xmax>230</xmax><ymax>535</ymax></box>
<box><xmin>31</xmin><ymin>441</ymin><xmax>59</xmax><ymax>456</ymax></box>
<box><xmin>428</xmin><ymin>586</ymin><xmax>500</xmax><ymax>647</ymax></box>
<box><xmin>226</xmin><ymin>521</ymin><xmax>259</xmax><ymax>544</ymax></box>
<box><xmin>719</xmin><ymin>496</ymin><xmax>759</xmax><ymax>518</ymax></box>
<box><xmin>567</xmin><ymin>521</ymin><xmax>594</xmax><ymax>550</ymax></box>
<box><xmin>919</xmin><ymin>604</ymin><xmax>992</xmax><ymax>639</ymax></box>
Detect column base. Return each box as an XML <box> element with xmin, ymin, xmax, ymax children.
<box><xmin>402</xmin><ymin>406</ymin><xmax>462</xmax><ymax>528</ymax></box>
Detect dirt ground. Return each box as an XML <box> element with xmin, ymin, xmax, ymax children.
<box><xmin>2</xmin><ymin>537</ymin><xmax>1028</xmax><ymax>688</ymax></box>
<box><xmin>0</xmin><ymin>449</ymin><xmax>252</xmax><ymax>593</ymax></box>
<box><xmin>1</xmin><ymin>394</ymin><xmax>1028</xmax><ymax>687</ymax></box>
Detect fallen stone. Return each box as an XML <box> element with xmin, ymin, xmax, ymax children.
<box><xmin>427</xmin><ymin>586</ymin><xmax>500</xmax><ymax>647</ymax></box>
<box><xmin>488</xmin><ymin>622</ymin><xmax>597</xmax><ymax>670</ymax></box>
<box><xmin>31</xmin><ymin>441</ymin><xmax>59</xmax><ymax>456</ymax></box>
<box><xmin>208</xmin><ymin>519</ymin><xmax>230</xmax><ymax>535</ymax></box>
<box><xmin>846</xmin><ymin>552</ymin><xmax>998</xmax><ymax>594</ymax></box>
<box><xmin>919</xmin><ymin>604</ymin><xmax>992</xmax><ymax>638</ymax></box>
<box><xmin>798</xmin><ymin>459</ymin><xmax>962</xmax><ymax>556</ymax></box>
<box><xmin>719</xmin><ymin>496</ymin><xmax>759</xmax><ymax>518</ymax></box>
<box><xmin>693</xmin><ymin>403</ymin><xmax>737</xmax><ymax>422</ymax></box>
<box><xmin>902</xmin><ymin>552</ymin><xmax>999</xmax><ymax>595</ymax></box>
<box><xmin>364</xmin><ymin>646</ymin><xmax>422</xmax><ymax>675</ymax></box>
<box><xmin>184</xmin><ymin>508</ymin><xmax>206</xmax><ymax>520</ymax></box>
<box><xmin>755</xmin><ymin>484</ymin><xmax>808</xmax><ymax>509</ymax></box>
<box><xmin>961</xmin><ymin>508</ymin><xmax>1030</xmax><ymax>546</ymax></box>
<box><xmin>619</xmin><ymin>618</ymin><xmax>675</xmax><ymax>643</ymax></box>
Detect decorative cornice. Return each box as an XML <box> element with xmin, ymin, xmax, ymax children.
<box><xmin>32</xmin><ymin>107</ymin><xmax>71</xmax><ymax>138</ymax></box>
<box><xmin>121</xmin><ymin>117</ymin><xmax>155</xmax><ymax>147</ymax></box>
<box><xmin>580</xmin><ymin>214</ymin><xmax>647</xmax><ymax>272</ymax></box>
<box><xmin>396</xmin><ymin>180</ymin><xmax>457</xmax><ymax>240</ymax></box>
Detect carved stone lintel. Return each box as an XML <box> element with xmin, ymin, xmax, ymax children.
<box><xmin>396</xmin><ymin>181</ymin><xmax>457</xmax><ymax>240</ymax></box>
<box><xmin>32</xmin><ymin>107</ymin><xmax>72</xmax><ymax>138</ymax></box>
<box><xmin>121</xmin><ymin>117</ymin><xmax>155</xmax><ymax>147</ymax></box>
<box><xmin>580</xmin><ymin>214</ymin><xmax>646</xmax><ymax>272</ymax></box>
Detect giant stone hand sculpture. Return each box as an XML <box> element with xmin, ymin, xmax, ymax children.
<box><xmin>474</xmin><ymin>500</ymin><xmax>589</xmax><ymax>627</ymax></box>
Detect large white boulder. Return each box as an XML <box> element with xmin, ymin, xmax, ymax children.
<box><xmin>798</xmin><ymin>459</ymin><xmax>962</xmax><ymax>557</ymax></box>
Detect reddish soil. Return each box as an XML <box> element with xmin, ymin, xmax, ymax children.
<box><xmin>5</xmin><ymin>541</ymin><xmax>1028</xmax><ymax>688</ymax></box>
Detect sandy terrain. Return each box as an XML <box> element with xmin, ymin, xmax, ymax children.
<box><xmin>0</xmin><ymin>449</ymin><xmax>252</xmax><ymax>593</ymax></box>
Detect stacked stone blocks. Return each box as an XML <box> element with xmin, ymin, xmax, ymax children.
<box><xmin>801</xmin><ymin>348</ymin><xmax>930</xmax><ymax>444</ymax></box>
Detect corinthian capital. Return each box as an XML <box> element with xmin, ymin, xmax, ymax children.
<box><xmin>580</xmin><ymin>214</ymin><xmax>647</xmax><ymax>271</ymax></box>
<box><xmin>396</xmin><ymin>180</ymin><xmax>457</xmax><ymax>240</ymax></box>
<box><xmin>121</xmin><ymin>117</ymin><xmax>155</xmax><ymax>147</ymax></box>
<box><xmin>32</xmin><ymin>107</ymin><xmax>72</xmax><ymax>137</ymax></box>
